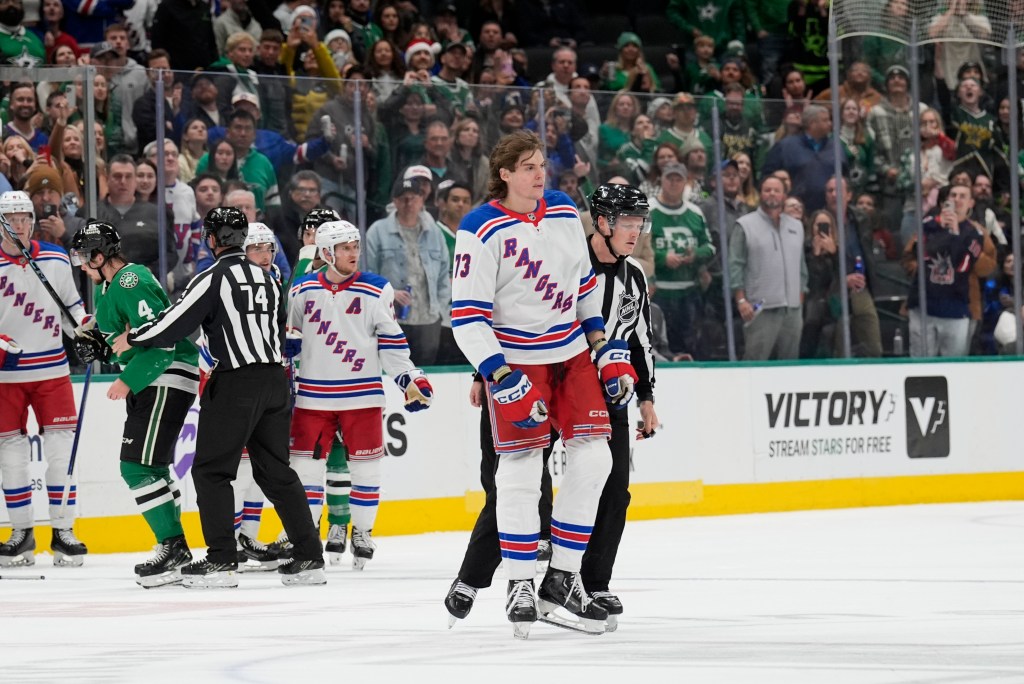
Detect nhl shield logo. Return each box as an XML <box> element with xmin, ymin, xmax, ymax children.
<box><xmin>119</xmin><ymin>271</ymin><xmax>140</xmax><ymax>289</ymax></box>
<box><xmin>526</xmin><ymin>212</ymin><xmax>537</xmax><ymax>222</ymax></box>
<box><xmin>617</xmin><ymin>292</ymin><xmax>639</xmax><ymax>325</ymax></box>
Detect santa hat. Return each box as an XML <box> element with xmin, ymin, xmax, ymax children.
<box><xmin>324</xmin><ymin>29</ymin><xmax>351</xmax><ymax>48</ymax></box>
<box><xmin>405</xmin><ymin>38</ymin><xmax>440</xmax><ymax>65</ymax></box>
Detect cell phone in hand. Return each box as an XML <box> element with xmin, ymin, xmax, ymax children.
<box><xmin>42</xmin><ymin>203</ymin><xmax>57</xmax><ymax>219</ymax></box>
<box><xmin>816</xmin><ymin>221</ymin><xmax>830</xmax><ymax>235</ymax></box>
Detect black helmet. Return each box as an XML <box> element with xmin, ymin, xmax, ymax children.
<box><xmin>590</xmin><ymin>183</ymin><xmax>650</xmax><ymax>227</ymax></box>
<box><xmin>298</xmin><ymin>207</ymin><xmax>341</xmax><ymax>241</ymax></box>
<box><xmin>203</xmin><ymin>206</ymin><xmax>248</xmax><ymax>248</ymax></box>
<box><xmin>70</xmin><ymin>221</ymin><xmax>121</xmax><ymax>266</ymax></box>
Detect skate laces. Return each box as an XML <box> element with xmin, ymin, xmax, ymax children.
<box><xmin>55</xmin><ymin>528</ymin><xmax>82</xmax><ymax>545</ymax></box>
<box><xmin>507</xmin><ymin>581</ymin><xmax>534</xmax><ymax>613</ymax></box>
<box><xmin>142</xmin><ymin>543</ymin><xmax>169</xmax><ymax>566</ymax></box>
<box><xmin>327</xmin><ymin>525</ymin><xmax>346</xmax><ymax>542</ymax></box>
<box><xmin>6</xmin><ymin>528</ymin><xmax>28</xmax><ymax>546</ymax></box>
<box><xmin>241</xmin><ymin>535</ymin><xmax>270</xmax><ymax>552</ymax></box>
<box><xmin>352</xmin><ymin>528</ymin><xmax>374</xmax><ymax>549</ymax></box>
<box><xmin>451</xmin><ymin>580</ymin><xmax>478</xmax><ymax>601</ymax></box>
<box><xmin>567</xmin><ymin>573</ymin><xmax>591</xmax><ymax>609</ymax></box>
<box><xmin>591</xmin><ymin>590</ymin><xmax>615</xmax><ymax>601</ymax></box>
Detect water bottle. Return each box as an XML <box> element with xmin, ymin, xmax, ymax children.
<box><xmin>892</xmin><ymin>328</ymin><xmax>904</xmax><ymax>356</ymax></box>
<box><xmin>396</xmin><ymin>285</ymin><xmax>412</xmax><ymax>321</ymax></box>
<box><xmin>751</xmin><ymin>299</ymin><xmax>765</xmax><ymax>318</ymax></box>
<box><xmin>853</xmin><ymin>256</ymin><xmax>865</xmax><ymax>293</ymax></box>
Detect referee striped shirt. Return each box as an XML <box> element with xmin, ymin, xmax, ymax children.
<box><xmin>128</xmin><ymin>247</ymin><xmax>284</xmax><ymax>371</ymax></box>
<box><xmin>589</xmin><ymin>240</ymin><xmax>656</xmax><ymax>402</ymax></box>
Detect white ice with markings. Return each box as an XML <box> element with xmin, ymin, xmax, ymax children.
<box><xmin>2</xmin><ymin>502</ymin><xmax>1022</xmax><ymax>683</ymax></box>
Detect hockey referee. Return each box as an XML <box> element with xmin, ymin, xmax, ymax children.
<box><xmin>112</xmin><ymin>207</ymin><xmax>325</xmax><ymax>588</ymax></box>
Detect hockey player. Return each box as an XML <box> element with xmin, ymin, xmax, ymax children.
<box><xmin>70</xmin><ymin>221</ymin><xmax>200</xmax><ymax>587</ymax></box>
<box><xmin>450</xmin><ymin>131</ymin><xmax>638</xmax><ymax>638</ymax></box>
<box><xmin>581</xmin><ymin>183</ymin><xmax>659</xmax><ymax>630</ymax></box>
<box><xmin>286</xmin><ymin>220</ymin><xmax>434</xmax><ymax>570</ymax></box>
<box><xmin>290</xmin><ymin>208</ymin><xmax>355</xmax><ymax>564</ymax></box>
<box><xmin>0</xmin><ymin>190</ymin><xmax>89</xmax><ymax>568</ymax></box>
<box><xmin>444</xmin><ymin>184</ymin><xmax>658</xmax><ymax>632</ymax></box>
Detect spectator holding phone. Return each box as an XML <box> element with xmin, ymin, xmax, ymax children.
<box><xmin>25</xmin><ymin>165</ymin><xmax>85</xmax><ymax>251</ymax></box>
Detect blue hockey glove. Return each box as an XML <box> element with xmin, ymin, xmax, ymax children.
<box><xmin>594</xmin><ymin>339</ymin><xmax>637</xmax><ymax>408</ymax></box>
<box><xmin>396</xmin><ymin>369</ymin><xmax>433</xmax><ymax>412</ymax></box>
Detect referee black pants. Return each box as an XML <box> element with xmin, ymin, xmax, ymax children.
<box><xmin>195</xmin><ymin>364</ymin><xmax>322</xmax><ymax>564</ymax></box>
<box><xmin>580</xmin><ymin>408</ymin><xmax>631</xmax><ymax>593</ymax></box>
<box><xmin>457</xmin><ymin>400</ymin><xmax>553</xmax><ymax>589</ymax></box>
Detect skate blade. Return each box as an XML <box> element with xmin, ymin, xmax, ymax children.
<box><xmin>328</xmin><ymin>552</ymin><xmax>344</xmax><ymax>566</ymax></box>
<box><xmin>538</xmin><ymin>613</ymin><xmax>605</xmax><ymax>635</ymax></box>
<box><xmin>53</xmin><ymin>552</ymin><xmax>85</xmax><ymax>567</ymax></box>
<box><xmin>352</xmin><ymin>556</ymin><xmax>369</xmax><ymax>571</ymax></box>
<box><xmin>280</xmin><ymin>568</ymin><xmax>327</xmax><ymax>586</ymax></box>
<box><xmin>447</xmin><ymin>614</ymin><xmax>459</xmax><ymax>629</ymax></box>
<box><xmin>136</xmin><ymin>571</ymin><xmax>184</xmax><ymax>589</ymax></box>
<box><xmin>512</xmin><ymin>621</ymin><xmax>532</xmax><ymax>639</ymax></box>
<box><xmin>238</xmin><ymin>559</ymin><xmax>279</xmax><ymax>573</ymax></box>
<box><xmin>605</xmin><ymin>615</ymin><xmax>619</xmax><ymax>632</ymax></box>
<box><xmin>0</xmin><ymin>553</ymin><xmax>35</xmax><ymax>568</ymax></box>
<box><xmin>182</xmin><ymin>571</ymin><xmax>238</xmax><ymax>589</ymax></box>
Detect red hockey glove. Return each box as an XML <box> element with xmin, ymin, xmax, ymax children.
<box><xmin>490</xmin><ymin>365</ymin><xmax>548</xmax><ymax>428</ymax></box>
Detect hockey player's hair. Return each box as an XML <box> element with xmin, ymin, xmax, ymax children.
<box><xmin>487</xmin><ymin>130</ymin><xmax>544</xmax><ymax>201</ymax></box>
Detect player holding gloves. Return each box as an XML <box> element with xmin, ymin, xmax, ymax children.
<box><xmin>286</xmin><ymin>220</ymin><xmax>433</xmax><ymax>569</ymax></box>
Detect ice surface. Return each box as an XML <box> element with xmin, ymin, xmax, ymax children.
<box><xmin>2</xmin><ymin>502</ymin><xmax>1022</xmax><ymax>683</ymax></box>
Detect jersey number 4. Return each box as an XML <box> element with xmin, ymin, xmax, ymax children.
<box><xmin>239</xmin><ymin>284</ymin><xmax>270</xmax><ymax>312</ymax></box>
<box><xmin>453</xmin><ymin>254</ymin><xmax>471</xmax><ymax>278</ymax></box>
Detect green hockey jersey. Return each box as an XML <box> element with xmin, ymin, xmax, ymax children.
<box><xmin>95</xmin><ymin>264</ymin><xmax>199</xmax><ymax>395</ymax></box>
<box><xmin>649</xmin><ymin>198</ymin><xmax>716</xmax><ymax>294</ymax></box>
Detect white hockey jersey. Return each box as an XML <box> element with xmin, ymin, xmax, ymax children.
<box><xmin>451</xmin><ymin>190</ymin><xmax>604</xmax><ymax>379</ymax></box>
<box><xmin>0</xmin><ymin>241</ymin><xmax>86</xmax><ymax>383</ymax></box>
<box><xmin>288</xmin><ymin>270</ymin><xmax>417</xmax><ymax>411</ymax></box>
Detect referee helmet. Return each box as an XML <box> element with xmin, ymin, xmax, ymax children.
<box><xmin>203</xmin><ymin>206</ymin><xmax>249</xmax><ymax>248</ymax></box>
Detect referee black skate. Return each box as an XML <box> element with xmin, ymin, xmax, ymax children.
<box><xmin>112</xmin><ymin>207</ymin><xmax>325</xmax><ymax>588</ymax></box>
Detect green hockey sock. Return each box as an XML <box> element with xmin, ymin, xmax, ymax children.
<box><xmin>120</xmin><ymin>461</ymin><xmax>184</xmax><ymax>542</ymax></box>
<box><xmin>325</xmin><ymin>438</ymin><xmax>351</xmax><ymax>526</ymax></box>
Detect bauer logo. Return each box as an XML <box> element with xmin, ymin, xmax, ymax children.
<box><xmin>904</xmin><ymin>376</ymin><xmax>949</xmax><ymax>458</ymax></box>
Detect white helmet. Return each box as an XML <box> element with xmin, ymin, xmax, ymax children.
<box><xmin>0</xmin><ymin>190</ymin><xmax>34</xmax><ymax>224</ymax></box>
<box><xmin>315</xmin><ymin>220</ymin><xmax>360</xmax><ymax>254</ymax></box>
<box><xmin>243</xmin><ymin>222</ymin><xmax>276</xmax><ymax>253</ymax></box>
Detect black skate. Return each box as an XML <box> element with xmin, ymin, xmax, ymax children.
<box><xmin>267</xmin><ymin>532</ymin><xmax>294</xmax><ymax>561</ymax></box>
<box><xmin>237</xmin><ymin>533</ymin><xmax>280</xmax><ymax>572</ymax></box>
<box><xmin>135</xmin><ymin>535</ymin><xmax>192</xmax><ymax>588</ymax></box>
<box><xmin>506</xmin><ymin>579</ymin><xmax>538</xmax><ymax>640</ymax></box>
<box><xmin>181</xmin><ymin>558</ymin><xmax>239</xmax><ymax>589</ymax></box>
<box><xmin>444</xmin><ymin>578</ymin><xmax>479</xmax><ymax>628</ymax></box>
<box><xmin>278</xmin><ymin>556</ymin><xmax>327</xmax><ymax>586</ymax></box>
<box><xmin>537</xmin><ymin>568</ymin><xmax>607</xmax><ymax>634</ymax></box>
<box><xmin>51</xmin><ymin>528</ymin><xmax>87</xmax><ymax>567</ymax></box>
<box><xmin>325</xmin><ymin>523</ymin><xmax>348</xmax><ymax>566</ymax></box>
<box><xmin>350</xmin><ymin>527</ymin><xmax>375</xmax><ymax>570</ymax></box>
<box><xmin>0</xmin><ymin>528</ymin><xmax>35</xmax><ymax>567</ymax></box>
<box><xmin>590</xmin><ymin>591</ymin><xmax>624</xmax><ymax>632</ymax></box>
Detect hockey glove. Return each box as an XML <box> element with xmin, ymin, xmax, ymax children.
<box><xmin>490</xmin><ymin>366</ymin><xmax>548</xmax><ymax>429</ymax></box>
<box><xmin>72</xmin><ymin>314</ymin><xmax>95</xmax><ymax>337</ymax></box>
<box><xmin>284</xmin><ymin>329</ymin><xmax>303</xmax><ymax>359</ymax></box>
<box><xmin>74</xmin><ymin>328</ymin><xmax>112</xmax><ymax>364</ymax></box>
<box><xmin>0</xmin><ymin>334</ymin><xmax>22</xmax><ymax>370</ymax></box>
<box><xmin>594</xmin><ymin>339</ymin><xmax>638</xmax><ymax>408</ymax></box>
<box><xmin>396</xmin><ymin>369</ymin><xmax>433</xmax><ymax>412</ymax></box>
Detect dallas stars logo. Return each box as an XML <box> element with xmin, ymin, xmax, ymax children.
<box><xmin>8</xmin><ymin>47</ymin><xmax>41</xmax><ymax>69</ymax></box>
<box><xmin>697</xmin><ymin>3</ymin><xmax>719</xmax><ymax>22</ymax></box>
<box><xmin>119</xmin><ymin>271</ymin><xmax>140</xmax><ymax>289</ymax></box>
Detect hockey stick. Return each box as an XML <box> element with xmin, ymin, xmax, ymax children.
<box><xmin>60</xmin><ymin>363</ymin><xmax>93</xmax><ymax>514</ymax></box>
<box><xmin>0</xmin><ymin>216</ymin><xmax>78</xmax><ymax>328</ymax></box>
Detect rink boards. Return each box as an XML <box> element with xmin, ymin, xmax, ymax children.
<box><xmin>4</xmin><ymin>359</ymin><xmax>1023</xmax><ymax>553</ymax></box>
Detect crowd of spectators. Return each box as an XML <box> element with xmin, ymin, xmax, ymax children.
<box><xmin>1</xmin><ymin>0</ymin><xmax>1022</xmax><ymax>361</ymax></box>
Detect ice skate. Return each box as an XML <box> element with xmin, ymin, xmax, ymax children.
<box><xmin>51</xmin><ymin>528</ymin><xmax>87</xmax><ymax>567</ymax></box>
<box><xmin>590</xmin><ymin>591</ymin><xmax>624</xmax><ymax>632</ymax></box>
<box><xmin>325</xmin><ymin>523</ymin><xmax>348</xmax><ymax>565</ymax></box>
<box><xmin>444</xmin><ymin>578</ymin><xmax>478</xmax><ymax>628</ymax></box>
<box><xmin>537</xmin><ymin>568</ymin><xmax>607</xmax><ymax>634</ymax></box>
<box><xmin>267</xmin><ymin>531</ymin><xmax>293</xmax><ymax>561</ymax></box>
<box><xmin>0</xmin><ymin>528</ymin><xmax>35</xmax><ymax>567</ymax></box>
<box><xmin>350</xmin><ymin>527</ymin><xmax>375</xmax><ymax>570</ymax></box>
<box><xmin>181</xmin><ymin>558</ymin><xmax>239</xmax><ymax>589</ymax></box>
<box><xmin>278</xmin><ymin>557</ymin><xmax>327</xmax><ymax>586</ymax></box>
<box><xmin>506</xmin><ymin>579</ymin><xmax>537</xmax><ymax>640</ymax></box>
<box><xmin>536</xmin><ymin>538</ymin><xmax>551</xmax><ymax>573</ymax></box>
<box><xmin>135</xmin><ymin>535</ymin><xmax>192</xmax><ymax>588</ymax></box>
<box><xmin>237</xmin><ymin>533</ymin><xmax>280</xmax><ymax>572</ymax></box>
